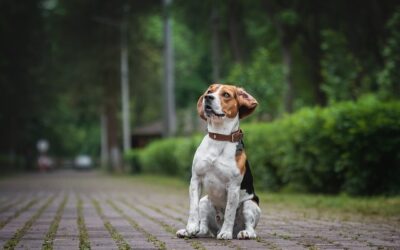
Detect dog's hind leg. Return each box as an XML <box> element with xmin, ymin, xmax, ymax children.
<box><xmin>237</xmin><ymin>200</ymin><xmax>261</xmax><ymax>239</ymax></box>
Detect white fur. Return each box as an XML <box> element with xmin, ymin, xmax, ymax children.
<box><xmin>176</xmin><ymin>86</ymin><xmax>261</xmax><ymax>240</ymax></box>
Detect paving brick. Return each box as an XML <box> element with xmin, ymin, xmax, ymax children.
<box><xmin>15</xmin><ymin>194</ymin><xmax>63</xmax><ymax>249</ymax></box>
<box><xmin>0</xmin><ymin>194</ymin><xmax>49</xmax><ymax>248</ymax></box>
<box><xmin>81</xmin><ymin>194</ymin><xmax>119</xmax><ymax>249</ymax></box>
<box><xmin>93</xmin><ymin>194</ymin><xmax>157</xmax><ymax>250</ymax></box>
<box><xmin>115</xmin><ymin>199</ymin><xmax>196</xmax><ymax>249</ymax></box>
<box><xmin>0</xmin><ymin>170</ymin><xmax>398</xmax><ymax>250</ymax></box>
<box><xmin>53</xmin><ymin>193</ymin><xmax>79</xmax><ymax>249</ymax></box>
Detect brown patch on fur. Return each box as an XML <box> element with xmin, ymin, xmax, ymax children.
<box><xmin>236</xmin><ymin>88</ymin><xmax>258</xmax><ymax>119</ymax></box>
<box><xmin>197</xmin><ymin>83</ymin><xmax>221</xmax><ymax>120</ymax></box>
<box><xmin>208</xmin><ymin>83</ymin><xmax>221</xmax><ymax>93</ymax></box>
<box><xmin>235</xmin><ymin>150</ymin><xmax>247</xmax><ymax>175</ymax></box>
<box><xmin>219</xmin><ymin>85</ymin><xmax>239</xmax><ymax>118</ymax></box>
<box><xmin>197</xmin><ymin>83</ymin><xmax>258</xmax><ymax>120</ymax></box>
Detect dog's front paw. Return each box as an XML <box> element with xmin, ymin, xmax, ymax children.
<box><xmin>217</xmin><ymin>230</ymin><xmax>232</xmax><ymax>240</ymax></box>
<box><xmin>176</xmin><ymin>228</ymin><xmax>189</xmax><ymax>238</ymax></box>
<box><xmin>197</xmin><ymin>224</ymin><xmax>209</xmax><ymax>237</ymax></box>
<box><xmin>186</xmin><ymin>223</ymin><xmax>200</xmax><ymax>237</ymax></box>
<box><xmin>237</xmin><ymin>230</ymin><xmax>257</xmax><ymax>240</ymax></box>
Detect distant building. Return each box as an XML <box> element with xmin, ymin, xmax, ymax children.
<box><xmin>131</xmin><ymin>121</ymin><xmax>163</xmax><ymax>148</ymax></box>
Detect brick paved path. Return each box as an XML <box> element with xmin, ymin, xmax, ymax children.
<box><xmin>0</xmin><ymin>170</ymin><xmax>399</xmax><ymax>250</ymax></box>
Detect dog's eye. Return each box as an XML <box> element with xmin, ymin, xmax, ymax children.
<box><xmin>223</xmin><ymin>92</ymin><xmax>231</xmax><ymax>98</ymax></box>
<box><xmin>207</xmin><ymin>90</ymin><xmax>212</xmax><ymax>94</ymax></box>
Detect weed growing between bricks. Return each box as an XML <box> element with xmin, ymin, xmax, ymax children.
<box><xmin>3</xmin><ymin>194</ymin><xmax>56</xmax><ymax>250</ymax></box>
<box><xmin>91</xmin><ymin>197</ymin><xmax>131</xmax><ymax>250</ymax></box>
<box><xmin>0</xmin><ymin>198</ymin><xmax>39</xmax><ymax>229</ymax></box>
<box><xmin>120</xmin><ymin>198</ymin><xmax>209</xmax><ymax>250</ymax></box>
<box><xmin>42</xmin><ymin>194</ymin><xmax>68</xmax><ymax>250</ymax></box>
<box><xmin>106</xmin><ymin>199</ymin><xmax>167</xmax><ymax>250</ymax></box>
<box><xmin>77</xmin><ymin>195</ymin><xmax>91</xmax><ymax>250</ymax></box>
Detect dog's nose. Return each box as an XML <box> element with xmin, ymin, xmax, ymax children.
<box><xmin>205</xmin><ymin>94</ymin><xmax>214</xmax><ymax>102</ymax></box>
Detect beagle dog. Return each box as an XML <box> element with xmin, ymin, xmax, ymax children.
<box><xmin>176</xmin><ymin>83</ymin><xmax>261</xmax><ymax>240</ymax></box>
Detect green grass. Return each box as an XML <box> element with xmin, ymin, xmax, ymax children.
<box><xmin>42</xmin><ymin>194</ymin><xmax>69</xmax><ymax>250</ymax></box>
<box><xmin>4</xmin><ymin>195</ymin><xmax>56</xmax><ymax>250</ymax></box>
<box><xmin>110</xmin><ymin>173</ymin><xmax>187</xmax><ymax>191</ymax></box>
<box><xmin>116</xmin><ymin>174</ymin><xmax>400</xmax><ymax>219</ymax></box>
<box><xmin>258</xmin><ymin>192</ymin><xmax>400</xmax><ymax>218</ymax></box>
<box><xmin>77</xmin><ymin>195</ymin><xmax>91</xmax><ymax>250</ymax></box>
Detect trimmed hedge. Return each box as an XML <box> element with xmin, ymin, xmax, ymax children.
<box><xmin>126</xmin><ymin>96</ymin><xmax>400</xmax><ymax>195</ymax></box>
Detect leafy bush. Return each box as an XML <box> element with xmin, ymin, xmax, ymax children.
<box><xmin>247</xmin><ymin>96</ymin><xmax>400</xmax><ymax>195</ymax></box>
<box><xmin>125</xmin><ymin>97</ymin><xmax>400</xmax><ymax>195</ymax></box>
<box><xmin>126</xmin><ymin>136</ymin><xmax>202</xmax><ymax>178</ymax></box>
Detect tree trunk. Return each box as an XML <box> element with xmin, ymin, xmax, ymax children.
<box><xmin>120</xmin><ymin>4</ymin><xmax>131</xmax><ymax>154</ymax></box>
<box><xmin>282</xmin><ymin>37</ymin><xmax>294</xmax><ymax>113</ymax></box>
<box><xmin>228</xmin><ymin>0</ymin><xmax>243</xmax><ymax>63</ymax></box>
<box><xmin>211</xmin><ymin>1</ymin><xmax>220</xmax><ymax>82</ymax></box>
<box><xmin>104</xmin><ymin>78</ymin><xmax>121</xmax><ymax>172</ymax></box>
<box><xmin>162</xmin><ymin>0</ymin><xmax>177</xmax><ymax>137</ymax></box>
<box><xmin>101</xmin><ymin>18</ymin><xmax>121</xmax><ymax>172</ymax></box>
<box><xmin>264</xmin><ymin>0</ymin><xmax>295</xmax><ymax>113</ymax></box>
<box><xmin>310</xmin><ymin>47</ymin><xmax>326</xmax><ymax>106</ymax></box>
<box><xmin>305</xmin><ymin>3</ymin><xmax>327</xmax><ymax>106</ymax></box>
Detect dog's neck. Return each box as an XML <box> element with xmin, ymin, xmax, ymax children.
<box><xmin>207</xmin><ymin>115</ymin><xmax>239</xmax><ymax>135</ymax></box>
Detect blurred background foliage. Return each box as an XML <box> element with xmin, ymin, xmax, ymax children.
<box><xmin>0</xmin><ymin>0</ymin><xmax>399</xmax><ymax>193</ymax></box>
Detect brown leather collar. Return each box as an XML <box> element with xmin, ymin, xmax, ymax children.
<box><xmin>208</xmin><ymin>129</ymin><xmax>243</xmax><ymax>143</ymax></box>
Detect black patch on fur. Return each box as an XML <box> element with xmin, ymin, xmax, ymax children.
<box><xmin>237</xmin><ymin>140</ymin><xmax>259</xmax><ymax>205</ymax></box>
<box><xmin>235</xmin><ymin>140</ymin><xmax>244</xmax><ymax>155</ymax></box>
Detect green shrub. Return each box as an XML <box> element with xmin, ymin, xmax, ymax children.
<box><xmin>123</xmin><ymin>149</ymin><xmax>142</xmax><ymax>174</ymax></box>
<box><xmin>244</xmin><ymin>96</ymin><xmax>400</xmax><ymax>195</ymax></box>
<box><xmin>125</xmin><ymin>96</ymin><xmax>400</xmax><ymax>195</ymax></box>
<box><xmin>125</xmin><ymin>136</ymin><xmax>202</xmax><ymax>177</ymax></box>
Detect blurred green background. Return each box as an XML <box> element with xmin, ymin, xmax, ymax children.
<box><xmin>0</xmin><ymin>0</ymin><xmax>399</xmax><ymax>195</ymax></box>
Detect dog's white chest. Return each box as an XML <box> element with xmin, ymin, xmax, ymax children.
<box><xmin>193</xmin><ymin>136</ymin><xmax>241</xmax><ymax>207</ymax></box>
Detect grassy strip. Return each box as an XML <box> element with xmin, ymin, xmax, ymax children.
<box><xmin>121</xmin><ymin>199</ymin><xmax>208</xmax><ymax>250</ymax></box>
<box><xmin>42</xmin><ymin>194</ymin><xmax>69</xmax><ymax>250</ymax></box>
<box><xmin>0</xmin><ymin>197</ymin><xmax>39</xmax><ymax>229</ymax></box>
<box><xmin>91</xmin><ymin>197</ymin><xmax>131</xmax><ymax>250</ymax></box>
<box><xmin>107</xmin><ymin>199</ymin><xmax>166</xmax><ymax>250</ymax></box>
<box><xmin>0</xmin><ymin>196</ymin><xmax>24</xmax><ymax>213</ymax></box>
<box><xmin>111</xmin><ymin>174</ymin><xmax>187</xmax><ymax>192</ymax></box>
<box><xmin>258</xmin><ymin>193</ymin><xmax>400</xmax><ymax>218</ymax></box>
<box><xmin>3</xmin><ymin>194</ymin><xmax>56</xmax><ymax>249</ymax></box>
<box><xmin>77</xmin><ymin>195</ymin><xmax>91</xmax><ymax>250</ymax></box>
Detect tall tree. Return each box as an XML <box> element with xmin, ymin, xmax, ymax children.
<box><xmin>264</xmin><ymin>0</ymin><xmax>299</xmax><ymax>112</ymax></box>
<box><xmin>0</xmin><ymin>0</ymin><xmax>49</xmax><ymax>169</ymax></box>
<box><xmin>162</xmin><ymin>0</ymin><xmax>177</xmax><ymax>137</ymax></box>
<box><xmin>211</xmin><ymin>0</ymin><xmax>221</xmax><ymax>81</ymax></box>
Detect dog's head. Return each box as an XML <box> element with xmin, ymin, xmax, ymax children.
<box><xmin>197</xmin><ymin>83</ymin><xmax>258</xmax><ymax>121</ymax></box>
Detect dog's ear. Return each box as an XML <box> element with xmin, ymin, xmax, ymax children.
<box><xmin>197</xmin><ymin>93</ymin><xmax>207</xmax><ymax>121</ymax></box>
<box><xmin>236</xmin><ymin>87</ymin><xmax>258</xmax><ymax>119</ymax></box>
